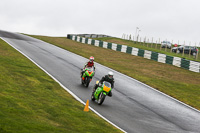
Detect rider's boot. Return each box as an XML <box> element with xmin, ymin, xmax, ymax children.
<box><xmin>108</xmin><ymin>91</ymin><xmax>112</xmax><ymax>97</ymax></box>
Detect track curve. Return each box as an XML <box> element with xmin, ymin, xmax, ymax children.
<box><xmin>0</xmin><ymin>30</ymin><xmax>200</xmax><ymax>133</ymax></box>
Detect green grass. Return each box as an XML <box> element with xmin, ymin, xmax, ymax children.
<box><xmin>0</xmin><ymin>38</ymin><xmax>122</xmax><ymax>133</ymax></box>
<box><xmin>28</xmin><ymin>35</ymin><xmax>200</xmax><ymax>111</ymax></box>
<box><xmin>94</xmin><ymin>37</ymin><xmax>200</xmax><ymax>62</ymax></box>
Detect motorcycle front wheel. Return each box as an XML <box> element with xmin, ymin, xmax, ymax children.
<box><xmin>81</xmin><ymin>78</ymin><xmax>84</xmax><ymax>85</ymax></box>
<box><xmin>84</xmin><ymin>77</ymin><xmax>90</xmax><ymax>87</ymax></box>
<box><xmin>97</xmin><ymin>92</ymin><xmax>106</xmax><ymax>105</ymax></box>
<box><xmin>91</xmin><ymin>89</ymin><xmax>95</xmax><ymax>101</ymax></box>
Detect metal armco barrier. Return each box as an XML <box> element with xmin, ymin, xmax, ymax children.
<box><xmin>67</xmin><ymin>35</ymin><xmax>200</xmax><ymax>73</ymax></box>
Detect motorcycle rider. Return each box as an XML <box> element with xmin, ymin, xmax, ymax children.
<box><xmin>81</xmin><ymin>56</ymin><xmax>95</xmax><ymax>77</ymax></box>
<box><xmin>94</xmin><ymin>71</ymin><xmax>114</xmax><ymax>97</ymax></box>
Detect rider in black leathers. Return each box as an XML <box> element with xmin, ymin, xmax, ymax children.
<box><xmin>94</xmin><ymin>71</ymin><xmax>114</xmax><ymax>97</ymax></box>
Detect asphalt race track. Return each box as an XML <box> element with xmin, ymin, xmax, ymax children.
<box><xmin>1</xmin><ymin>30</ymin><xmax>200</xmax><ymax>133</ymax></box>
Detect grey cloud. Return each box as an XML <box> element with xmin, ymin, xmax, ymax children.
<box><xmin>1</xmin><ymin>0</ymin><xmax>200</xmax><ymax>46</ymax></box>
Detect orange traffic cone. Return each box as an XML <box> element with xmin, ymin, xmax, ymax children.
<box><xmin>84</xmin><ymin>100</ymin><xmax>89</xmax><ymax>112</ymax></box>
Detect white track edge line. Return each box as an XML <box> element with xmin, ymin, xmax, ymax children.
<box><xmin>0</xmin><ymin>37</ymin><xmax>127</xmax><ymax>133</ymax></box>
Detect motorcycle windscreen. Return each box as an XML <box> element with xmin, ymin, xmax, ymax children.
<box><xmin>86</xmin><ymin>67</ymin><xmax>94</xmax><ymax>76</ymax></box>
<box><xmin>86</xmin><ymin>67</ymin><xmax>94</xmax><ymax>72</ymax></box>
<box><xmin>103</xmin><ymin>81</ymin><xmax>111</xmax><ymax>92</ymax></box>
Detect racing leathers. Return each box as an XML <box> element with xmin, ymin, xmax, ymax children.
<box><xmin>94</xmin><ymin>75</ymin><xmax>114</xmax><ymax>97</ymax></box>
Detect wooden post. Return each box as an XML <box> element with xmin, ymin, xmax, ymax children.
<box><xmin>170</xmin><ymin>40</ymin><xmax>173</xmax><ymax>53</ymax></box>
<box><xmin>134</xmin><ymin>35</ymin><xmax>136</xmax><ymax>44</ymax></box>
<box><xmin>156</xmin><ymin>40</ymin><xmax>158</xmax><ymax>49</ymax></box>
<box><xmin>196</xmin><ymin>42</ymin><xmax>200</xmax><ymax>60</ymax></box>
<box><xmin>182</xmin><ymin>41</ymin><xmax>185</xmax><ymax>57</ymax></box>
<box><xmin>176</xmin><ymin>40</ymin><xmax>179</xmax><ymax>54</ymax></box>
<box><xmin>195</xmin><ymin>42</ymin><xmax>197</xmax><ymax>60</ymax></box>
<box><xmin>143</xmin><ymin>37</ymin><xmax>145</xmax><ymax>46</ymax></box>
<box><xmin>189</xmin><ymin>42</ymin><xmax>191</xmax><ymax>58</ymax></box>
<box><xmin>151</xmin><ymin>37</ymin><xmax>153</xmax><ymax>48</ymax></box>
<box><xmin>159</xmin><ymin>38</ymin><xmax>161</xmax><ymax>51</ymax></box>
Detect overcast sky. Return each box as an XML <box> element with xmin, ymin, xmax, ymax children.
<box><xmin>1</xmin><ymin>0</ymin><xmax>200</xmax><ymax>46</ymax></box>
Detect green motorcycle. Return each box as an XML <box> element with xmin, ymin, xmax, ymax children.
<box><xmin>91</xmin><ymin>81</ymin><xmax>112</xmax><ymax>105</ymax></box>
<box><xmin>81</xmin><ymin>67</ymin><xmax>95</xmax><ymax>87</ymax></box>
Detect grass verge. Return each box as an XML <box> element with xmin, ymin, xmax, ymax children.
<box><xmin>29</xmin><ymin>35</ymin><xmax>200</xmax><ymax>111</ymax></box>
<box><xmin>0</xmin><ymin>38</ymin><xmax>122</xmax><ymax>133</ymax></box>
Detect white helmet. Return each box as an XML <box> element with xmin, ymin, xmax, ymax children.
<box><xmin>108</xmin><ymin>71</ymin><xmax>113</xmax><ymax>79</ymax></box>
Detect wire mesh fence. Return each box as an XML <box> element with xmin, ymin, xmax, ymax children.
<box><xmin>121</xmin><ymin>34</ymin><xmax>200</xmax><ymax>62</ymax></box>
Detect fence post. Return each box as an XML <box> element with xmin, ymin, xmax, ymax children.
<box><xmin>165</xmin><ymin>39</ymin><xmax>167</xmax><ymax>52</ymax></box>
<box><xmin>176</xmin><ymin>40</ymin><xmax>179</xmax><ymax>54</ymax></box>
<box><xmin>196</xmin><ymin>42</ymin><xmax>199</xmax><ymax>60</ymax></box>
<box><xmin>159</xmin><ymin>38</ymin><xmax>161</xmax><ymax>51</ymax></box>
<box><xmin>151</xmin><ymin>37</ymin><xmax>153</xmax><ymax>48</ymax></box>
<box><xmin>170</xmin><ymin>40</ymin><xmax>173</xmax><ymax>53</ymax></box>
<box><xmin>195</xmin><ymin>42</ymin><xmax>197</xmax><ymax>60</ymax></box>
<box><xmin>182</xmin><ymin>41</ymin><xmax>185</xmax><ymax>57</ymax></box>
<box><xmin>156</xmin><ymin>40</ymin><xmax>157</xmax><ymax>49</ymax></box>
<box><xmin>134</xmin><ymin>35</ymin><xmax>136</xmax><ymax>44</ymax></box>
<box><xmin>189</xmin><ymin>42</ymin><xmax>191</xmax><ymax>58</ymax></box>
